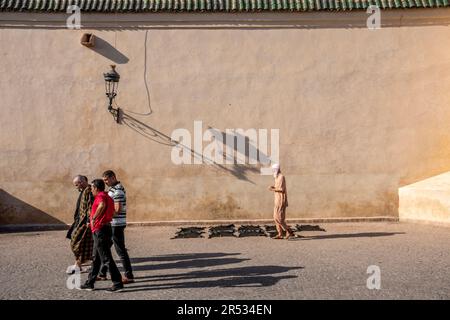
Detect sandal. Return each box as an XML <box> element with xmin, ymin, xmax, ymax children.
<box><xmin>272</xmin><ymin>235</ymin><xmax>283</xmax><ymax>239</ymax></box>
<box><xmin>284</xmin><ymin>233</ymin><xmax>296</xmax><ymax>239</ymax></box>
<box><xmin>66</xmin><ymin>265</ymin><xmax>82</xmax><ymax>274</ymax></box>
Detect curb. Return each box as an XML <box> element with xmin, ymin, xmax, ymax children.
<box><xmin>0</xmin><ymin>216</ymin><xmax>400</xmax><ymax>233</ymax></box>
<box><xmin>398</xmin><ymin>218</ymin><xmax>450</xmax><ymax>228</ymax></box>
<box><xmin>0</xmin><ymin>224</ymin><xmax>69</xmax><ymax>233</ymax></box>
<box><xmin>126</xmin><ymin>216</ymin><xmax>399</xmax><ymax>227</ymax></box>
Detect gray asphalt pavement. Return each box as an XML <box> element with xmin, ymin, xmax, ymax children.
<box><xmin>0</xmin><ymin>222</ymin><xmax>449</xmax><ymax>299</ymax></box>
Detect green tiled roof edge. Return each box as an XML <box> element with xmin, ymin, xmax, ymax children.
<box><xmin>0</xmin><ymin>0</ymin><xmax>449</xmax><ymax>12</ymax></box>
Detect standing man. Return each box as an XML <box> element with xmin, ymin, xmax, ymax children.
<box><xmin>98</xmin><ymin>170</ymin><xmax>135</xmax><ymax>283</ymax></box>
<box><xmin>268</xmin><ymin>164</ymin><xmax>294</xmax><ymax>239</ymax></box>
<box><xmin>80</xmin><ymin>179</ymin><xmax>124</xmax><ymax>292</ymax></box>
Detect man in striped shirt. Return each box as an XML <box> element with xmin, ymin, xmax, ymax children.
<box><xmin>98</xmin><ymin>170</ymin><xmax>135</xmax><ymax>283</ymax></box>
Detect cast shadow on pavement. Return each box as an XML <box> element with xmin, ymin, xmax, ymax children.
<box><xmin>131</xmin><ymin>257</ymin><xmax>250</xmax><ymax>272</ymax></box>
<box><xmin>299</xmin><ymin>232</ymin><xmax>405</xmax><ymax>241</ymax></box>
<box><xmin>121</xmin><ymin>265</ymin><xmax>303</xmax><ymax>293</ymax></box>
<box><xmin>130</xmin><ymin>252</ymin><xmax>241</xmax><ymax>264</ymax></box>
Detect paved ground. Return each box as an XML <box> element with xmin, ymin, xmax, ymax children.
<box><xmin>0</xmin><ymin>222</ymin><xmax>449</xmax><ymax>300</ymax></box>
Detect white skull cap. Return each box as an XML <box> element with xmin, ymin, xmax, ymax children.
<box><xmin>271</xmin><ymin>163</ymin><xmax>280</xmax><ymax>170</ymax></box>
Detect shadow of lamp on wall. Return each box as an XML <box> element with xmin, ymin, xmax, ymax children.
<box><xmin>103</xmin><ymin>65</ymin><xmax>121</xmax><ymax>124</ymax></box>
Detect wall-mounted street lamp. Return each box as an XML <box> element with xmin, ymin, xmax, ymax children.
<box><xmin>103</xmin><ymin>65</ymin><xmax>121</xmax><ymax>123</ymax></box>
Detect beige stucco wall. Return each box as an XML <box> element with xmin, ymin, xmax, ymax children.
<box><xmin>1</xmin><ymin>10</ymin><xmax>450</xmax><ymax>225</ymax></box>
<box><xmin>399</xmin><ymin>171</ymin><xmax>450</xmax><ymax>225</ymax></box>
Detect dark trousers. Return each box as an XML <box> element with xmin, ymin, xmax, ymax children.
<box><xmin>87</xmin><ymin>225</ymin><xmax>123</xmax><ymax>288</ymax></box>
<box><xmin>99</xmin><ymin>226</ymin><xmax>134</xmax><ymax>279</ymax></box>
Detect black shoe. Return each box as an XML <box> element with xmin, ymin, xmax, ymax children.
<box><xmin>78</xmin><ymin>283</ymin><xmax>94</xmax><ymax>291</ymax></box>
<box><xmin>106</xmin><ymin>285</ymin><xmax>124</xmax><ymax>293</ymax></box>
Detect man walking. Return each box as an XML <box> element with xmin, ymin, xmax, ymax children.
<box><xmin>79</xmin><ymin>179</ymin><xmax>124</xmax><ymax>292</ymax></box>
<box><xmin>268</xmin><ymin>163</ymin><xmax>294</xmax><ymax>239</ymax></box>
<box><xmin>66</xmin><ymin>175</ymin><xmax>94</xmax><ymax>274</ymax></box>
<box><xmin>98</xmin><ymin>170</ymin><xmax>135</xmax><ymax>283</ymax></box>
<box><xmin>66</xmin><ymin>175</ymin><xmax>91</xmax><ymax>241</ymax></box>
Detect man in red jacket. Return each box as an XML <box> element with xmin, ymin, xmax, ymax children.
<box><xmin>79</xmin><ymin>179</ymin><xmax>124</xmax><ymax>292</ymax></box>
